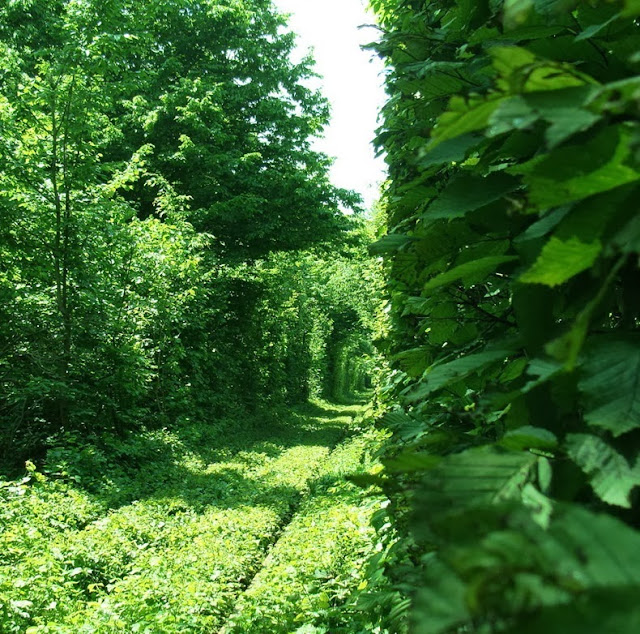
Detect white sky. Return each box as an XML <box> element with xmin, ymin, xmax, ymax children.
<box><xmin>272</xmin><ymin>0</ymin><xmax>388</xmax><ymax>211</ymax></box>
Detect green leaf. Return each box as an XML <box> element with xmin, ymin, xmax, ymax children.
<box><xmin>514</xmin><ymin>587</ymin><xmax>640</xmax><ymax>634</ymax></box>
<box><xmin>623</xmin><ymin>0</ymin><xmax>640</xmax><ymax>16</ymax></box>
<box><xmin>368</xmin><ymin>234</ymin><xmax>413</xmax><ymax>255</ymax></box>
<box><xmin>412</xmin><ymin>559</ymin><xmax>470</xmax><ymax>634</ymax></box>
<box><xmin>491</xmin><ymin>45</ymin><xmax>538</xmax><ymax>80</ymax></box>
<box><xmin>533</xmin><ymin>0</ymin><xmax>579</xmax><ymax>14</ymax></box>
<box><xmin>561</xmin><ymin>505</ymin><xmax>640</xmax><ymax>583</ymax></box>
<box><xmin>418</xmin><ymin>133</ymin><xmax>483</xmax><ymax>169</ymax></box>
<box><xmin>428</xmin><ymin>320</ymin><xmax>459</xmax><ymax>346</ymax></box>
<box><xmin>503</xmin><ymin>0</ymin><xmax>535</xmax><ymax>30</ymax></box>
<box><xmin>574</xmin><ymin>13</ymin><xmax>620</xmax><ymax>41</ymax></box>
<box><xmin>491</xmin><ymin>45</ymin><xmax>586</xmax><ymax>92</ymax></box>
<box><xmin>499</xmin><ymin>357</ymin><xmax>529</xmax><ymax>383</ymax></box>
<box><xmin>545</xmin><ymin>311</ymin><xmax>590</xmax><ymax>368</ymax></box>
<box><xmin>415</xmin><ymin>503</ymin><xmax>640</xmax><ymax>632</ymax></box>
<box><xmin>566</xmin><ymin>433</ymin><xmax>640</xmax><ymax>508</ymax></box>
<box><xmin>501</xmin><ymin>426</ymin><xmax>558</xmax><ymax>452</ymax></box>
<box><xmin>425</xmin><ymin>173</ymin><xmax>520</xmax><ymax>220</ymax></box>
<box><xmin>401</xmin><ymin>296</ymin><xmax>434</xmax><ymax>316</ymax></box>
<box><xmin>394</xmin><ymin>347</ymin><xmax>432</xmax><ymax>378</ymax></box>
<box><xmin>488</xmin><ymin>96</ymin><xmax>539</xmax><ymax>136</ymax></box>
<box><xmin>384</xmin><ymin>452</ymin><xmax>442</xmax><ymax>473</ymax></box>
<box><xmin>424</xmin><ymin>256</ymin><xmax>517</xmax><ymax>291</ymax></box>
<box><xmin>489</xmin><ymin>87</ymin><xmax>599</xmax><ymax>148</ymax></box>
<box><xmin>554</xmin><ymin>185</ymin><xmax>635</xmax><ymax>244</ymax></box>
<box><xmin>519</xmin><ymin>236</ymin><xmax>601</xmax><ymax>286</ymax></box>
<box><xmin>592</xmin><ymin>76</ymin><xmax>640</xmax><ymax>104</ymax></box>
<box><xmin>542</xmin><ymin>107</ymin><xmax>599</xmax><ymax>148</ymax></box>
<box><xmin>380</xmin><ymin>410</ymin><xmax>414</xmax><ymax>429</ymax></box>
<box><xmin>430</xmin><ymin>95</ymin><xmax>506</xmax><ymax>148</ymax></box>
<box><xmin>406</xmin><ymin>349</ymin><xmax>512</xmax><ymax>402</ymax></box>
<box><xmin>522</xmin><ymin>358</ymin><xmax>564</xmax><ymax>392</ymax></box>
<box><xmin>516</xmin><ymin>207</ymin><xmax>571</xmax><ymax>243</ymax></box>
<box><xmin>416</xmin><ymin>445</ymin><xmax>540</xmax><ymax>509</ymax></box>
<box><xmin>545</xmin><ymin>254</ymin><xmax>626</xmax><ymax>369</ymax></box>
<box><xmin>579</xmin><ymin>335</ymin><xmax>640</xmax><ymax>437</ymax></box>
<box><xmin>488</xmin><ymin>506</ymin><xmax>640</xmax><ymax>631</ymax></box>
<box><xmin>513</xmin><ymin>126</ymin><xmax>640</xmax><ymax>208</ymax></box>
<box><xmin>493</xmin><ymin>25</ymin><xmax>568</xmax><ymax>42</ymax></box>
<box><xmin>613</xmin><ymin>213</ymin><xmax>640</xmax><ymax>254</ymax></box>
<box><xmin>524</xmin><ymin>504</ymin><xmax>640</xmax><ymax>603</ymax></box>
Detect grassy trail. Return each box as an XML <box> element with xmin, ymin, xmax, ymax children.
<box><xmin>0</xmin><ymin>401</ymin><xmax>386</xmax><ymax>633</ymax></box>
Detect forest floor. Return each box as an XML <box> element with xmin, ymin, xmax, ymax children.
<box><xmin>0</xmin><ymin>401</ymin><xmax>388</xmax><ymax>633</ymax></box>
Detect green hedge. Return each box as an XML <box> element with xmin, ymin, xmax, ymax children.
<box><xmin>369</xmin><ymin>0</ymin><xmax>640</xmax><ymax>631</ymax></box>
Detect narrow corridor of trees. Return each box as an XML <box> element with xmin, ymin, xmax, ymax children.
<box><xmin>4</xmin><ymin>1</ymin><xmax>640</xmax><ymax>633</ymax></box>
<box><xmin>0</xmin><ymin>0</ymin><xmax>376</xmax><ymax>469</ymax></box>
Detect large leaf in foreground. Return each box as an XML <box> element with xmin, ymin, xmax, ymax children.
<box><xmin>423</xmin><ymin>255</ymin><xmax>516</xmax><ymax>291</ymax></box>
<box><xmin>579</xmin><ymin>335</ymin><xmax>640</xmax><ymax>436</ymax></box>
<box><xmin>413</xmin><ymin>502</ymin><xmax>640</xmax><ymax>633</ymax></box>
<box><xmin>520</xmin><ymin>236</ymin><xmax>601</xmax><ymax>286</ymax></box>
<box><xmin>415</xmin><ymin>446</ymin><xmax>540</xmax><ymax>512</ymax></box>
<box><xmin>544</xmin><ymin>505</ymin><xmax>640</xmax><ymax>586</ymax></box>
<box><xmin>425</xmin><ymin>173</ymin><xmax>519</xmax><ymax>220</ymax></box>
<box><xmin>511</xmin><ymin>506</ymin><xmax>640</xmax><ymax>632</ymax></box>
<box><xmin>405</xmin><ymin>349</ymin><xmax>511</xmax><ymax>402</ymax></box>
<box><xmin>513</xmin><ymin>126</ymin><xmax>640</xmax><ymax>208</ymax></box>
<box><xmin>566</xmin><ymin>433</ymin><xmax>640</xmax><ymax>508</ymax></box>
<box><xmin>368</xmin><ymin>234</ymin><xmax>413</xmax><ymax>255</ymax></box>
<box><xmin>412</xmin><ymin>559</ymin><xmax>470</xmax><ymax>634</ymax></box>
<box><xmin>512</xmin><ymin>587</ymin><xmax>640</xmax><ymax>634</ymax></box>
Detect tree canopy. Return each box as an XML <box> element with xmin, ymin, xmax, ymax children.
<box><xmin>0</xmin><ymin>0</ymin><xmax>372</xmax><ymax>466</ymax></box>
<box><xmin>0</xmin><ymin>0</ymin><xmax>359</xmax><ymax>257</ymax></box>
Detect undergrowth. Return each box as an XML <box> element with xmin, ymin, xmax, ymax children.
<box><xmin>0</xmin><ymin>401</ymin><xmax>390</xmax><ymax>633</ymax></box>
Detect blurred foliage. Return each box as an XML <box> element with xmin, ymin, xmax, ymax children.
<box><xmin>367</xmin><ymin>0</ymin><xmax>640</xmax><ymax>631</ymax></box>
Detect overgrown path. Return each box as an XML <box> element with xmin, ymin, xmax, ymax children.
<box><xmin>0</xmin><ymin>401</ymin><xmax>385</xmax><ymax>633</ymax></box>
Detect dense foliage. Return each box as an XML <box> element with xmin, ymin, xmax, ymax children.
<box><xmin>0</xmin><ymin>1</ymin><xmax>391</xmax><ymax>630</ymax></box>
<box><xmin>0</xmin><ymin>0</ymin><xmax>375</xmax><ymax>470</ymax></box>
<box><xmin>0</xmin><ymin>401</ymin><xmax>388</xmax><ymax>632</ymax></box>
<box><xmin>369</xmin><ymin>0</ymin><xmax>640</xmax><ymax>631</ymax></box>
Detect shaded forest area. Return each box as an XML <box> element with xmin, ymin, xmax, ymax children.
<box><xmin>0</xmin><ymin>0</ymin><xmax>378</xmax><ymax>471</ymax></box>
<box><xmin>0</xmin><ymin>2</ymin><xmax>387</xmax><ymax>631</ymax></box>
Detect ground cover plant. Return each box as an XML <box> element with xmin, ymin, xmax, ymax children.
<box><xmin>222</xmin><ymin>430</ymin><xmax>387</xmax><ymax>634</ymax></box>
<box><xmin>368</xmin><ymin>0</ymin><xmax>640</xmax><ymax>631</ymax></box>
<box><xmin>0</xmin><ymin>401</ymin><xmax>390</xmax><ymax>633</ymax></box>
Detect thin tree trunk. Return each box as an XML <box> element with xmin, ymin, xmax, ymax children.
<box><xmin>49</xmin><ymin>75</ymin><xmax>76</xmax><ymax>426</ymax></box>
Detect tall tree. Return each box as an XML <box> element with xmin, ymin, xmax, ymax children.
<box><xmin>0</xmin><ymin>0</ymin><xmax>358</xmax><ymax>256</ymax></box>
<box><xmin>0</xmin><ymin>0</ymin><xmax>358</xmax><ymax>463</ymax></box>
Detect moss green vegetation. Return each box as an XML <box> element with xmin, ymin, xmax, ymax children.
<box><xmin>0</xmin><ymin>401</ymin><xmax>388</xmax><ymax>633</ymax></box>
<box><xmin>222</xmin><ymin>431</ymin><xmax>384</xmax><ymax>633</ymax></box>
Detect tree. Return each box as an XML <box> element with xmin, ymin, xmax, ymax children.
<box><xmin>0</xmin><ymin>0</ymin><xmax>358</xmax><ymax>256</ymax></box>
<box><xmin>0</xmin><ymin>0</ymin><xmax>359</xmax><ymax>465</ymax></box>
